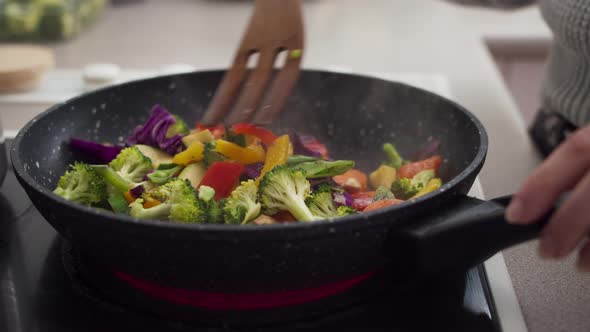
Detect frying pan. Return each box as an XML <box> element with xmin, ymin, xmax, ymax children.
<box><xmin>10</xmin><ymin>70</ymin><xmax>548</xmax><ymax>323</ymax></box>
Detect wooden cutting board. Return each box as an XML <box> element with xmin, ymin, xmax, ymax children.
<box><xmin>0</xmin><ymin>45</ymin><xmax>55</xmax><ymax>93</ymax></box>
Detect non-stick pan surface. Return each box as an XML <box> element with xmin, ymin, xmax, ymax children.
<box><xmin>10</xmin><ymin>70</ymin><xmax>542</xmax><ymax>322</ymax></box>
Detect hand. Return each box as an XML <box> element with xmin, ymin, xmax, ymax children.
<box><xmin>506</xmin><ymin>124</ymin><xmax>590</xmax><ymax>272</ymax></box>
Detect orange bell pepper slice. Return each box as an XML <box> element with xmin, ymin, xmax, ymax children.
<box><xmin>256</xmin><ymin>134</ymin><xmax>291</xmax><ymax>185</ymax></box>
<box><xmin>143</xmin><ymin>196</ymin><xmax>162</xmax><ymax>208</ymax></box>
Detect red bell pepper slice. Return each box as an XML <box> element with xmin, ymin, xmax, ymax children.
<box><xmin>232</xmin><ymin>123</ymin><xmax>277</xmax><ymax>146</ymax></box>
<box><xmin>199</xmin><ymin>162</ymin><xmax>244</xmax><ymax>200</ymax></box>
<box><xmin>303</xmin><ymin>141</ymin><xmax>329</xmax><ymax>159</ymax></box>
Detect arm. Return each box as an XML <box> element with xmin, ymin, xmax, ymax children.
<box><xmin>444</xmin><ymin>0</ymin><xmax>537</xmax><ymax>9</ymax></box>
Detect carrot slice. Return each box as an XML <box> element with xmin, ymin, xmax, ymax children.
<box><xmin>333</xmin><ymin>169</ymin><xmax>368</xmax><ymax>193</ymax></box>
<box><xmin>398</xmin><ymin>156</ymin><xmax>442</xmax><ymax>179</ymax></box>
<box><xmin>363</xmin><ymin>199</ymin><xmax>404</xmax><ymax>212</ymax></box>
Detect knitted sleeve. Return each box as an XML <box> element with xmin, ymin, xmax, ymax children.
<box><xmin>445</xmin><ymin>0</ymin><xmax>537</xmax><ymax>9</ymax></box>
<box><xmin>540</xmin><ymin>0</ymin><xmax>590</xmax><ymax>56</ymax></box>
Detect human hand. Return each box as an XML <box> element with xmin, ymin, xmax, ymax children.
<box><xmin>506</xmin><ymin>124</ymin><xmax>590</xmax><ymax>272</ymax></box>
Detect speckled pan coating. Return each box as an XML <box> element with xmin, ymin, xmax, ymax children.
<box><xmin>11</xmin><ymin>70</ymin><xmax>491</xmax><ymax>318</ymax></box>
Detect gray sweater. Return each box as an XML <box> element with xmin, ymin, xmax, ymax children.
<box><xmin>451</xmin><ymin>0</ymin><xmax>590</xmax><ymax>127</ymax></box>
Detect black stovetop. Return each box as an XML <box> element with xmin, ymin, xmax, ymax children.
<box><xmin>0</xmin><ymin>141</ymin><xmax>502</xmax><ymax>332</ymax></box>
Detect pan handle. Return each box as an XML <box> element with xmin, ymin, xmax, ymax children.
<box><xmin>398</xmin><ymin>194</ymin><xmax>557</xmax><ymax>274</ymax></box>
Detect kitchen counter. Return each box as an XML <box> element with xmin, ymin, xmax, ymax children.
<box><xmin>3</xmin><ymin>0</ymin><xmax>590</xmax><ymax>330</ymax></box>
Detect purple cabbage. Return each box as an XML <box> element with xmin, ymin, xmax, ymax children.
<box><xmin>69</xmin><ymin>137</ymin><xmax>123</xmax><ymax>164</ymax></box>
<box><xmin>289</xmin><ymin>131</ymin><xmax>322</xmax><ymax>158</ymax></box>
<box><xmin>142</xmin><ymin>169</ymin><xmax>155</xmax><ymax>181</ymax></box>
<box><xmin>411</xmin><ymin>139</ymin><xmax>440</xmax><ymax>161</ymax></box>
<box><xmin>130</xmin><ymin>185</ymin><xmax>145</xmax><ymax>198</ymax></box>
<box><xmin>333</xmin><ymin>189</ymin><xmax>353</xmax><ymax>207</ymax></box>
<box><xmin>309</xmin><ymin>177</ymin><xmax>353</xmax><ymax>207</ymax></box>
<box><xmin>242</xmin><ymin>162</ymin><xmax>264</xmax><ymax>180</ymax></box>
<box><xmin>126</xmin><ymin>104</ymin><xmax>184</xmax><ymax>155</ymax></box>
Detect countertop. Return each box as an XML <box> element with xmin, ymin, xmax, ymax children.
<box><xmin>4</xmin><ymin>0</ymin><xmax>590</xmax><ymax>330</ymax></box>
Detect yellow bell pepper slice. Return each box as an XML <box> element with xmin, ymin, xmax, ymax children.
<box><xmin>256</xmin><ymin>135</ymin><xmax>291</xmax><ymax>185</ymax></box>
<box><xmin>412</xmin><ymin>178</ymin><xmax>442</xmax><ymax>198</ymax></box>
<box><xmin>215</xmin><ymin>140</ymin><xmax>266</xmax><ymax>164</ymax></box>
<box><xmin>182</xmin><ymin>129</ymin><xmax>214</xmax><ymax>147</ymax></box>
<box><xmin>172</xmin><ymin>141</ymin><xmax>204</xmax><ymax>166</ymax></box>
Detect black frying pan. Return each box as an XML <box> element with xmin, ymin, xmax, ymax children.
<box><xmin>10</xmin><ymin>70</ymin><xmax>547</xmax><ymax>323</ymax></box>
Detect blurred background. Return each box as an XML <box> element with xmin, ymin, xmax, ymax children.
<box><xmin>0</xmin><ymin>0</ymin><xmax>550</xmax><ymax>128</ymax></box>
<box><xmin>5</xmin><ymin>3</ymin><xmax>590</xmax><ymax>332</ymax></box>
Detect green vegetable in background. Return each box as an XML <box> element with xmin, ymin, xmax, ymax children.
<box><xmin>4</xmin><ymin>2</ymin><xmax>40</xmax><ymax>36</ymax></box>
<box><xmin>148</xmin><ymin>164</ymin><xmax>183</xmax><ymax>185</ymax></box>
<box><xmin>383</xmin><ymin>143</ymin><xmax>405</xmax><ymax>169</ymax></box>
<box><xmin>292</xmin><ymin>160</ymin><xmax>354</xmax><ymax>179</ymax></box>
<box><xmin>286</xmin><ymin>155</ymin><xmax>319</xmax><ymax>165</ymax></box>
<box><xmin>37</xmin><ymin>0</ymin><xmax>75</xmax><ymax>40</ymax></box>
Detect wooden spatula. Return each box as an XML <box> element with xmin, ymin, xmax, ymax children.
<box><xmin>200</xmin><ymin>0</ymin><xmax>304</xmax><ymax>126</ymax></box>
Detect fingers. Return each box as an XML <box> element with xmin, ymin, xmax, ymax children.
<box><xmin>538</xmin><ymin>170</ymin><xmax>590</xmax><ymax>258</ymax></box>
<box><xmin>506</xmin><ymin>125</ymin><xmax>590</xmax><ymax>224</ymax></box>
<box><xmin>576</xmin><ymin>239</ymin><xmax>590</xmax><ymax>273</ymax></box>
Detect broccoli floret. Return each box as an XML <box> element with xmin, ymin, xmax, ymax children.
<box><xmin>391</xmin><ymin>169</ymin><xmax>435</xmax><ymax>200</ymax></box>
<box><xmin>412</xmin><ymin>169</ymin><xmax>435</xmax><ymax>189</ymax></box>
<box><xmin>337</xmin><ymin>206</ymin><xmax>357</xmax><ymax>216</ymax></box>
<box><xmin>207</xmin><ymin>199</ymin><xmax>225</xmax><ymax>224</ymax></box>
<box><xmin>129</xmin><ymin>179</ymin><xmax>205</xmax><ymax>223</ymax></box>
<box><xmin>165</xmin><ymin>115</ymin><xmax>190</xmax><ymax>138</ymax></box>
<box><xmin>305</xmin><ymin>185</ymin><xmax>337</xmax><ymax>219</ymax></box>
<box><xmin>198</xmin><ymin>186</ymin><xmax>224</xmax><ymax>224</ymax></box>
<box><xmin>53</xmin><ymin>162</ymin><xmax>106</xmax><ymax>205</ymax></box>
<box><xmin>374</xmin><ymin>185</ymin><xmax>395</xmax><ymax>201</ymax></box>
<box><xmin>306</xmin><ymin>184</ymin><xmax>357</xmax><ymax>219</ymax></box>
<box><xmin>109</xmin><ymin>147</ymin><xmax>153</xmax><ymax>184</ymax></box>
<box><xmin>383</xmin><ymin>143</ymin><xmax>405</xmax><ymax>169</ymax></box>
<box><xmin>259</xmin><ymin>165</ymin><xmax>318</xmax><ymax>222</ymax></box>
<box><xmin>203</xmin><ymin>141</ymin><xmax>227</xmax><ymax>168</ymax></box>
<box><xmin>391</xmin><ymin>178</ymin><xmax>418</xmax><ymax>200</ymax></box>
<box><xmin>223</xmin><ymin>180</ymin><xmax>262</xmax><ymax>224</ymax></box>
